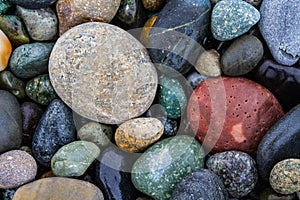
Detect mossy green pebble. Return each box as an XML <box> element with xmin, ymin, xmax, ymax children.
<box><xmin>0</xmin><ymin>70</ymin><xmax>25</xmax><ymax>98</ymax></box>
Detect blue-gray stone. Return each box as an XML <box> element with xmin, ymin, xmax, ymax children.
<box><xmin>8</xmin><ymin>0</ymin><xmax>57</xmax><ymax>9</ymax></box>
<box><xmin>0</xmin><ymin>0</ymin><xmax>12</xmax><ymax>15</ymax></box>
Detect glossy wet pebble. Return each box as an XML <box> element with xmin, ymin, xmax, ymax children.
<box><xmin>0</xmin><ymin>70</ymin><xmax>25</xmax><ymax>98</ymax></box>
<box><xmin>0</xmin><ymin>29</ymin><xmax>12</xmax><ymax>71</ymax></box>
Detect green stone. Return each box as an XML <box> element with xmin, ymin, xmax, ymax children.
<box><xmin>51</xmin><ymin>141</ymin><xmax>100</xmax><ymax>177</ymax></box>
<box><xmin>0</xmin><ymin>15</ymin><xmax>30</xmax><ymax>46</ymax></box>
<box><xmin>158</xmin><ymin>75</ymin><xmax>187</xmax><ymax>119</ymax></box>
<box><xmin>0</xmin><ymin>70</ymin><xmax>25</xmax><ymax>98</ymax></box>
<box><xmin>0</xmin><ymin>0</ymin><xmax>11</xmax><ymax>15</ymax></box>
<box><xmin>25</xmin><ymin>74</ymin><xmax>57</xmax><ymax>105</ymax></box>
<box><xmin>132</xmin><ymin>135</ymin><xmax>205</xmax><ymax>200</ymax></box>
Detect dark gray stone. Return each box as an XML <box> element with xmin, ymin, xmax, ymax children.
<box><xmin>8</xmin><ymin>0</ymin><xmax>57</xmax><ymax>9</ymax></box>
<box><xmin>186</xmin><ymin>71</ymin><xmax>207</xmax><ymax>89</ymax></box>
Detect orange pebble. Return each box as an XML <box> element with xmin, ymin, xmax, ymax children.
<box><xmin>0</xmin><ymin>29</ymin><xmax>12</xmax><ymax>71</ymax></box>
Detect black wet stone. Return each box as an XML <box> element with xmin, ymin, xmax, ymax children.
<box><xmin>8</xmin><ymin>0</ymin><xmax>58</xmax><ymax>9</ymax></box>
<box><xmin>1</xmin><ymin>188</ymin><xmax>16</xmax><ymax>200</ymax></box>
<box><xmin>162</xmin><ymin>118</ymin><xmax>178</xmax><ymax>136</ymax></box>
<box><xmin>32</xmin><ymin>99</ymin><xmax>76</xmax><ymax>167</ymax></box>
<box><xmin>0</xmin><ymin>70</ymin><xmax>25</xmax><ymax>99</ymax></box>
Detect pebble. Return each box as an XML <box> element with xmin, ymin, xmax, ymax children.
<box><xmin>186</xmin><ymin>71</ymin><xmax>207</xmax><ymax>89</ymax></box>
<box><xmin>221</xmin><ymin>35</ymin><xmax>263</xmax><ymax>76</ymax></box>
<box><xmin>8</xmin><ymin>0</ymin><xmax>57</xmax><ymax>9</ymax></box>
<box><xmin>206</xmin><ymin>150</ymin><xmax>258</xmax><ymax>198</ymax></box>
<box><xmin>115</xmin><ymin>117</ymin><xmax>164</xmax><ymax>152</ymax></box>
<box><xmin>269</xmin><ymin>159</ymin><xmax>300</xmax><ymax>194</ymax></box>
<box><xmin>131</xmin><ymin>135</ymin><xmax>205</xmax><ymax>200</ymax></box>
<box><xmin>51</xmin><ymin>141</ymin><xmax>100</xmax><ymax>177</ymax></box>
<box><xmin>0</xmin><ymin>150</ymin><xmax>37</xmax><ymax>189</ymax></box>
<box><xmin>32</xmin><ymin>99</ymin><xmax>76</xmax><ymax>167</ymax></box>
<box><xmin>0</xmin><ymin>0</ymin><xmax>12</xmax><ymax>14</ymax></box>
<box><xmin>259</xmin><ymin>187</ymin><xmax>297</xmax><ymax>200</ymax></box>
<box><xmin>1</xmin><ymin>188</ymin><xmax>16</xmax><ymax>200</ymax></box>
<box><xmin>211</xmin><ymin>0</ymin><xmax>260</xmax><ymax>41</ymax></box>
<box><xmin>0</xmin><ymin>90</ymin><xmax>22</xmax><ymax>154</ymax></box>
<box><xmin>142</xmin><ymin>0</ymin><xmax>165</xmax><ymax>11</ymax></box>
<box><xmin>25</xmin><ymin>74</ymin><xmax>57</xmax><ymax>105</ymax></box>
<box><xmin>57</xmin><ymin>0</ymin><xmax>121</xmax><ymax>35</ymax></box>
<box><xmin>259</xmin><ymin>0</ymin><xmax>300</xmax><ymax>66</ymax></box>
<box><xmin>77</xmin><ymin>122</ymin><xmax>113</xmax><ymax>148</ymax></box>
<box><xmin>140</xmin><ymin>15</ymin><xmax>157</xmax><ymax>47</ymax></box>
<box><xmin>195</xmin><ymin>49</ymin><xmax>221</xmax><ymax>77</ymax></box>
<box><xmin>0</xmin><ymin>70</ymin><xmax>25</xmax><ymax>98</ymax></box>
<box><xmin>162</xmin><ymin>118</ymin><xmax>178</xmax><ymax>136</ymax></box>
<box><xmin>16</xmin><ymin>6</ymin><xmax>57</xmax><ymax>41</ymax></box>
<box><xmin>211</xmin><ymin>0</ymin><xmax>261</xmax><ymax>6</ymax></box>
<box><xmin>256</xmin><ymin>104</ymin><xmax>300</xmax><ymax>181</ymax></box>
<box><xmin>171</xmin><ymin>169</ymin><xmax>228</xmax><ymax>200</ymax></box>
<box><xmin>187</xmin><ymin>77</ymin><xmax>284</xmax><ymax>154</ymax></box>
<box><xmin>12</xmin><ymin>177</ymin><xmax>105</xmax><ymax>200</ymax></box>
<box><xmin>49</xmin><ymin>22</ymin><xmax>157</xmax><ymax>124</ymax></box>
<box><xmin>0</xmin><ymin>29</ymin><xmax>12</xmax><ymax>71</ymax></box>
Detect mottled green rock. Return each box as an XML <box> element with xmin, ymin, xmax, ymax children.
<box><xmin>0</xmin><ymin>15</ymin><xmax>30</xmax><ymax>46</ymax></box>
<box><xmin>0</xmin><ymin>70</ymin><xmax>25</xmax><ymax>98</ymax></box>
<box><xmin>51</xmin><ymin>141</ymin><xmax>100</xmax><ymax>177</ymax></box>
<box><xmin>131</xmin><ymin>135</ymin><xmax>205</xmax><ymax>200</ymax></box>
<box><xmin>211</xmin><ymin>0</ymin><xmax>260</xmax><ymax>41</ymax></box>
<box><xmin>0</xmin><ymin>0</ymin><xmax>11</xmax><ymax>15</ymax></box>
<box><xmin>25</xmin><ymin>74</ymin><xmax>57</xmax><ymax>105</ymax></box>
<box><xmin>158</xmin><ymin>75</ymin><xmax>187</xmax><ymax>119</ymax></box>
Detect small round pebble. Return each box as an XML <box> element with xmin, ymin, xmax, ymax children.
<box><xmin>142</xmin><ymin>0</ymin><xmax>165</xmax><ymax>11</ymax></box>
<box><xmin>0</xmin><ymin>70</ymin><xmax>25</xmax><ymax>98</ymax></box>
<box><xmin>0</xmin><ymin>29</ymin><xmax>12</xmax><ymax>71</ymax></box>
<box><xmin>195</xmin><ymin>49</ymin><xmax>221</xmax><ymax>77</ymax></box>
<box><xmin>0</xmin><ymin>150</ymin><xmax>37</xmax><ymax>189</ymax></box>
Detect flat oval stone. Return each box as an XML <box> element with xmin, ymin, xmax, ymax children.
<box><xmin>0</xmin><ymin>0</ymin><xmax>12</xmax><ymax>14</ymax></box>
<box><xmin>8</xmin><ymin>0</ymin><xmax>57</xmax><ymax>9</ymax></box>
<box><xmin>51</xmin><ymin>141</ymin><xmax>100</xmax><ymax>177</ymax></box>
<box><xmin>115</xmin><ymin>117</ymin><xmax>164</xmax><ymax>152</ymax></box>
<box><xmin>0</xmin><ymin>29</ymin><xmax>12</xmax><ymax>71</ymax></box>
<box><xmin>131</xmin><ymin>135</ymin><xmax>205</xmax><ymax>200</ymax></box>
<box><xmin>0</xmin><ymin>150</ymin><xmax>37</xmax><ymax>189</ymax></box>
<box><xmin>195</xmin><ymin>49</ymin><xmax>221</xmax><ymax>77</ymax></box>
<box><xmin>142</xmin><ymin>0</ymin><xmax>165</xmax><ymax>11</ymax></box>
<box><xmin>256</xmin><ymin>104</ymin><xmax>300</xmax><ymax>181</ymax></box>
<box><xmin>49</xmin><ymin>22</ymin><xmax>157</xmax><ymax>124</ymax></box>
<box><xmin>0</xmin><ymin>70</ymin><xmax>25</xmax><ymax>98</ymax></box>
<box><xmin>12</xmin><ymin>177</ymin><xmax>104</xmax><ymax>200</ymax></box>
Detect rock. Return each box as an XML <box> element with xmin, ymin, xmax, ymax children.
<box><xmin>12</xmin><ymin>177</ymin><xmax>104</xmax><ymax>200</ymax></box>
<box><xmin>8</xmin><ymin>0</ymin><xmax>57</xmax><ymax>9</ymax></box>
<box><xmin>163</xmin><ymin>118</ymin><xmax>178</xmax><ymax>136</ymax></box>
<box><xmin>56</xmin><ymin>0</ymin><xmax>121</xmax><ymax>35</ymax></box>
<box><xmin>256</xmin><ymin>104</ymin><xmax>300</xmax><ymax>181</ymax></box>
<box><xmin>51</xmin><ymin>141</ymin><xmax>100</xmax><ymax>177</ymax></box>
<box><xmin>131</xmin><ymin>135</ymin><xmax>205</xmax><ymax>200</ymax></box>
<box><xmin>0</xmin><ymin>70</ymin><xmax>25</xmax><ymax>98</ymax></box>
<box><xmin>171</xmin><ymin>169</ymin><xmax>228</xmax><ymax>200</ymax></box>
<box><xmin>195</xmin><ymin>49</ymin><xmax>221</xmax><ymax>77</ymax></box>
<box><xmin>0</xmin><ymin>0</ymin><xmax>12</xmax><ymax>14</ymax></box>
<box><xmin>206</xmin><ymin>151</ymin><xmax>258</xmax><ymax>198</ymax></box>
<box><xmin>0</xmin><ymin>90</ymin><xmax>22</xmax><ymax>154</ymax></box>
<box><xmin>115</xmin><ymin>117</ymin><xmax>164</xmax><ymax>152</ymax></box>
<box><xmin>0</xmin><ymin>15</ymin><xmax>30</xmax><ymax>46</ymax></box>
<box><xmin>1</xmin><ymin>188</ymin><xmax>16</xmax><ymax>200</ymax></box>
<box><xmin>140</xmin><ymin>15</ymin><xmax>157</xmax><ymax>47</ymax></box>
<box><xmin>25</xmin><ymin>74</ymin><xmax>57</xmax><ymax>105</ymax></box>
<box><xmin>49</xmin><ymin>22</ymin><xmax>157</xmax><ymax>124</ymax></box>
<box><xmin>270</xmin><ymin>159</ymin><xmax>300</xmax><ymax>195</ymax></box>
<box><xmin>211</xmin><ymin>0</ymin><xmax>260</xmax><ymax>41</ymax></box>
<box><xmin>186</xmin><ymin>71</ymin><xmax>207</xmax><ymax>89</ymax></box>
<box><xmin>0</xmin><ymin>29</ymin><xmax>12</xmax><ymax>71</ymax></box>
<box><xmin>16</xmin><ymin>6</ymin><xmax>57</xmax><ymax>41</ymax></box>
<box><xmin>148</xmin><ymin>0</ymin><xmax>211</xmax><ymax>74</ymax></box>
<box><xmin>20</xmin><ymin>146</ymin><xmax>32</xmax><ymax>155</ymax></box>
<box><xmin>142</xmin><ymin>0</ymin><xmax>165</xmax><ymax>11</ymax></box>
<box><xmin>211</xmin><ymin>0</ymin><xmax>261</xmax><ymax>6</ymax></box>
<box><xmin>0</xmin><ymin>150</ymin><xmax>37</xmax><ymax>189</ymax></box>
<box><xmin>259</xmin><ymin>187</ymin><xmax>297</xmax><ymax>200</ymax></box>
<box><xmin>32</xmin><ymin>99</ymin><xmax>76</xmax><ymax>167</ymax></box>
<box><xmin>187</xmin><ymin>77</ymin><xmax>284</xmax><ymax>154</ymax></box>
<box><xmin>259</xmin><ymin>0</ymin><xmax>300</xmax><ymax>66</ymax></box>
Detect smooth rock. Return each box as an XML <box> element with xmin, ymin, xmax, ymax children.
<box><xmin>0</xmin><ymin>70</ymin><xmax>25</xmax><ymax>98</ymax></box>
<box><xmin>0</xmin><ymin>15</ymin><xmax>30</xmax><ymax>46</ymax></box>
<box><xmin>16</xmin><ymin>6</ymin><xmax>57</xmax><ymax>41</ymax></box>
<box><xmin>187</xmin><ymin>77</ymin><xmax>284</xmax><ymax>154</ymax></box>
<box><xmin>12</xmin><ymin>177</ymin><xmax>104</xmax><ymax>200</ymax></box>
<box><xmin>20</xmin><ymin>146</ymin><xmax>32</xmax><ymax>155</ymax></box>
<box><xmin>211</xmin><ymin>0</ymin><xmax>260</xmax><ymax>41</ymax></box>
<box><xmin>115</xmin><ymin>117</ymin><xmax>164</xmax><ymax>152</ymax></box>
<box><xmin>25</xmin><ymin>74</ymin><xmax>57</xmax><ymax>105</ymax></box>
<box><xmin>49</xmin><ymin>22</ymin><xmax>157</xmax><ymax>124</ymax></box>
<box><xmin>259</xmin><ymin>187</ymin><xmax>297</xmax><ymax>200</ymax></box>
<box><xmin>259</xmin><ymin>0</ymin><xmax>300</xmax><ymax>66</ymax></box>
<box><xmin>0</xmin><ymin>150</ymin><xmax>37</xmax><ymax>189</ymax></box>
<box><xmin>163</xmin><ymin>118</ymin><xmax>178</xmax><ymax>136</ymax></box>
<box><xmin>51</xmin><ymin>141</ymin><xmax>100</xmax><ymax>177</ymax></box>
<box><xmin>206</xmin><ymin>151</ymin><xmax>258</xmax><ymax>198</ymax></box>
<box><xmin>8</xmin><ymin>0</ymin><xmax>57</xmax><ymax>9</ymax></box>
<box><xmin>211</xmin><ymin>0</ymin><xmax>261</xmax><ymax>6</ymax></box>
<box><xmin>56</xmin><ymin>0</ymin><xmax>121</xmax><ymax>35</ymax></box>
<box><xmin>0</xmin><ymin>0</ymin><xmax>11</xmax><ymax>14</ymax></box>
<box><xmin>140</xmin><ymin>15</ymin><xmax>157</xmax><ymax>47</ymax></box>
<box><xmin>142</xmin><ymin>0</ymin><xmax>165</xmax><ymax>11</ymax></box>
<box><xmin>221</xmin><ymin>35</ymin><xmax>263</xmax><ymax>76</ymax></box>
<box><xmin>195</xmin><ymin>49</ymin><xmax>221</xmax><ymax>77</ymax></box>
<box><xmin>1</xmin><ymin>188</ymin><xmax>16</xmax><ymax>200</ymax></box>
<box><xmin>0</xmin><ymin>29</ymin><xmax>11</xmax><ymax>71</ymax></box>
<box><xmin>32</xmin><ymin>99</ymin><xmax>76</xmax><ymax>167</ymax></box>
<box><xmin>0</xmin><ymin>90</ymin><xmax>22</xmax><ymax>154</ymax></box>
<box><xmin>132</xmin><ymin>135</ymin><xmax>205</xmax><ymax>200</ymax></box>
<box><xmin>186</xmin><ymin>71</ymin><xmax>207</xmax><ymax>89</ymax></box>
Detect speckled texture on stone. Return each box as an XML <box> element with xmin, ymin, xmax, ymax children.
<box><xmin>211</xmin><ymin>0</ymin><xmax>260</xmax><ymax>41</ymax></box>
<box><xmin>211</xmin><ymin>0</ymin><xmax>261</xmax><ymax>6</ymax></box>
<box><xmin>206</xmin><ymin>150</ymin><xmax>258</xmax><ymax>198</ymax></box>
<box><xmin>259</xmin><ymin>0</ymin><xmax>300</xmax><ymax>66</ymax></box>
<box><xmin>49</xmin><ymin>22</ymin><xmax>157</xmax><ymax>124</ymax></box>
<box><xmin>0</xmin><ymin>70</ymin><xmax>25</xmax><ymax>98</ymax></box>
<box><xmin>142</xmin><ymin>0</ymin><xmax>165</xmax><ymax>11</ymax></box>
<box><xmin>0</xmin><ymin>150</ymin><xmax>37</xmax><ymax>189</ymax></box>
<box><xmin>115</xmin><ymin>117</ymin><xmax>164</xmax><ymax>152</ymax></box>
<box><xmin>195</xmin><ymin>49</ymin><xmax>221</xmax><ymax>77</ymax></box>
<box><xmin>131</xmin><ymin>135</ymin><xmax>205</xmax><ymax>200</ymax></box>
<box><xmin>0</xmin><ymin>0</ymin><xmax>12</xmax><ymax>14</ymax></box>
<box><xmin>186</xmin><ymin>71</ymin><xmax>207</xmax><ymax>89</ymax></box>
<box><xmin>269</xmin><ymin>159</ymin><xmax>300</xmax><ymax>195</ymax></box>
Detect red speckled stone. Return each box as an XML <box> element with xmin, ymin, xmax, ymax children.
<box><xmin>187</xmin><ymin>77</ymin><xmax>284</xmax><ymax>154</ymax></box>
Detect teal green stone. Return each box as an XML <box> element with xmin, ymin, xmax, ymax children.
<box><xmin>0</xmin><ymin>71</ymin><xmax>25</xmax><ymax>98</ymax></box>
<box><xmin>0</xmin><ymin>0</ymin><xmax>11</xmax><ymax>15</ymax></box>
<box><xmin>158</xmin><ymin>75</ymin><xmax>187</xmax><ymax>119</ymax></box>
<box><xmin>25</xmin><ymin>74</ymin><xmax>57</xmax><ymax>105</ymax></box>
<box><xmin>51</xmin><ymin>141</ymin><xmax>100</xmax><ymax>177</ymax></box>
<box><xmin>131</xmin><ymin>135</ymin><xmax>205</xmax><ymax>200</ymax></box>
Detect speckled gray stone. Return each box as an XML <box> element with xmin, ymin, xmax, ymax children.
<box><xmin>211</xmin><ymin>0</ymin><xmax>261</xmax><ymax>6</ymax></box>
<box><xmin>259</xmin><ymin>0</ymin><xmax>300</xmax><ymax>66</ymax></box>
<box><xmin>186</xmin><ymin>71</ymin><xmax>207</xmax><ymax>89</ymax></box>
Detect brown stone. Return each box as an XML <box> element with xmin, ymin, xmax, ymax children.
<box><xmin>0</xmin><ymin>29</ymin><xmax>12</xmax><ymax>71</ymax></box>
<box><xmin>142</xmin><ymin>0</ymin><xmax>165</xmax><ymax>11</ymax></box>
<box><xmin>195</xmin><ymin>49</ymin><xmax>221</xmax><ymax>77</ymax></box>
<box><xmin>140</xmin><ymin>15</ymin><xmax>158</xmax><ymax>47</ymax></box>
